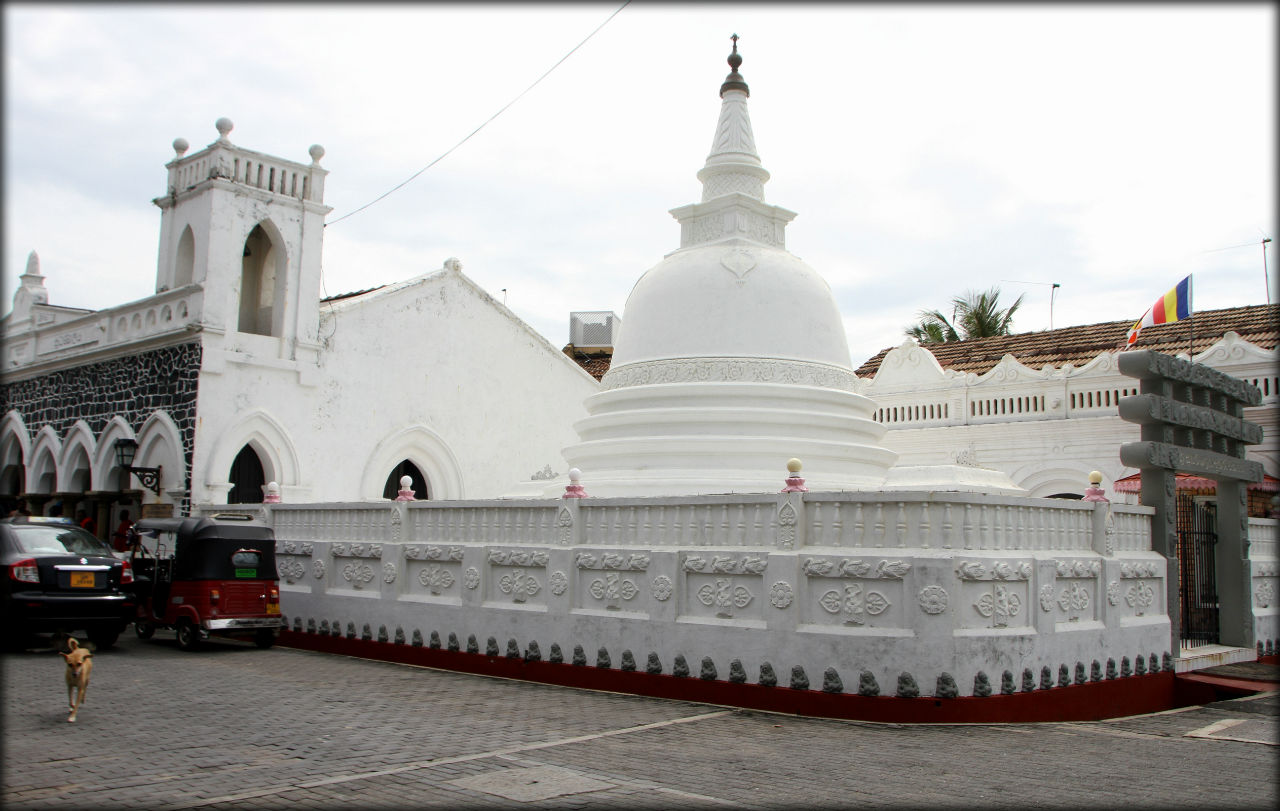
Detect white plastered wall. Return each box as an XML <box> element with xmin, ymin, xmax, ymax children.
<box><xmin>189</xmin><ymin>265</ymin><xmax>597</xmax><ymax>505</ymax></box>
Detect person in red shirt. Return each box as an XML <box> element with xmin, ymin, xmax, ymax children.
<box><xmin>77</xmin><ymin>509</ymin><xmax>97</xmax><ymax>536</ymax></box>
<box><xmin>112</xmin><ymin>510</ymin><xmax>134</xmax><ymax>553</ymax></box>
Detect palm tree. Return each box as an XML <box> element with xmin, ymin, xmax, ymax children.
<box><xmin>905</xmin><ymin>287</ymin><xmax>1025</xmax><ymax>344</ymax></box>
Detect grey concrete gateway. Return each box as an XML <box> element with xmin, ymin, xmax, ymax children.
<box><xmin>3</xmin><ymin>635</ymin><xmax>1276</xmax><ymax>810</ymax></box>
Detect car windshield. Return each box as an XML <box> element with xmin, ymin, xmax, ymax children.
<box><xmin>12</xmin><ymin>525</ymin><xmax>114</xmax><ymax>556</ymax></box>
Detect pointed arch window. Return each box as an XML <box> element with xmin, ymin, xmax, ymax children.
<box><xmin>174</xmin><ymin>225</ymin><xmax>195</xmax><ymax>288</ymax></box>
<box><xmin>228</xmin><ymin>445</ymin><xmax>266</xmax><ymax>504</ymax></box>
<box><xmin>382</xmin><ymin>460</ymin><xmax>429</xmax><ymax>500</ymax></box>
<box><xmin>238</xmin><ymin>225</ymin><xmax>281</xmax><ymax>336</ymax></box>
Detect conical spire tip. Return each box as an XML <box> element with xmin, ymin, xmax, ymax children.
<box><xmin>720</xmin><ymin>33</ymin><xmax>749</xmax><ymax>97</ymax></box>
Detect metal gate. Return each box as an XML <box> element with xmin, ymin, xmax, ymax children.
<box><xmin>1176</xmin><ymin>495</ymin><xmax>1219</xmax><ymax>647</ymax></box>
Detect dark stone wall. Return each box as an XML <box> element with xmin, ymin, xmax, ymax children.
<box><xmin>1</xmin><ymin>342</ymin><xmax>201</xmax><ymax>510</ymax></box>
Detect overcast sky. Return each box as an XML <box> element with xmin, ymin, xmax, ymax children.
<box><xmin>4</xmin><ymin>3</ymin><xmax>1275</xmax><ymax>366</ymax></box>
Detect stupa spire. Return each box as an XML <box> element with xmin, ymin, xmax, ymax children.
<box><xmin>698</xmin><ymin>35</ymin><xmax>769</xmax><ymax>203</ymax></box>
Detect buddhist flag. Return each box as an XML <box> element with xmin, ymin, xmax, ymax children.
<box><xmin>1125</xmin><ymin>275</ymin><xmax>1192</xmax><ymax>346</ymax></box>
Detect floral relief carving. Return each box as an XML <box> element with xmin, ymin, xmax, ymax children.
<box><xmin>1119</xmin><ymin>561</ymin><xmax>1161</xmax><ymax>579</ymax></box>
<box><xmin>312</xmin><ymin>559</ymin><xmax>326</xmax><ymax>580</ymax></box>
<box><xmin>1055</xmin><ymin>559</ymin><xmax>1102</xmax><ymax>579</ymax></box>
<box><xmin>497</xmin><ymin>569</ymin><xmax>541</xmax><ymax>603</ymax></box>
<box><xmin>650</xmin><ymin>575</ymin><xmax>674</xmax><ymax>602</ymax></box>
<box><xmin>576</xmin><ymin>552</ymin><xmax>650</xmax><ymax>571</ymax></box>
<box><xmin>382</xmin><ymin>562</ymin><xmax>397</xmax><ymax>584</ymax></box>
<box><xmin>955</xmin><ymin>560</ymin><xmax>1032</xmax><ymax>581</ymax></box>
<box><xmin>278</xmin><ymin>559</ymin><xmax>306</xmax><ymax>583</ymax></box>
<box><xmin>549</xmin><ymin>570</ymin><xmax>569</xmax><ymax>596</ymax></box>
<box><xmin>684</xmin><ymin>554</ymin><xmax>766</xmax><ymax>575</ymax></box>
<box><xmin>820</xmin><ymin>584</ymin><xmax>890</xmax><ymax>625</ymax></box>
<box><xmin>281</xmin><ymin>541</ymin><xmax>314</xmax><ymax>555</ymax></box>
<box><xmin>488</xmin><ymin>549</ymin><xmax>549</xmax><ymax>567</ymax></box>
<box><xmin>974</xmin><ymin>585</ymin><xmax>1022</xmax><ymax>628</ymax></box>
<box><xmin>1126</xmin><ymin>580</ymin><xmax>1156</xmax><ymax>615</ymax></box>
<box><xmin>331</xmin><ymin>543</ymin><xmax>382</xmax><ymax>559</ymax></box>
<box><xmin>769</xmin><ymin>581</ymin><xmax>794</xmax><ymax>609</ymax></box>
<box><xmin>1057</xmin><ymin>583</ymin><xmax>1091</xmax><ymax>621</ymax></box>
<box><xmin>390</xmin><ymin>511</ymin><xmax>402</xmax><ymax>543</ymax></box>
<box><xmin>802</xmin><ymin>558</ymin><xmax>911</xmax><ymax>579</ymax></box>
<box><xmin>405</xmin><ymin>545</ymin><xmax>464</xmax><ymax>561</ymax></box>
<box><xmin>918</xmin><ymin>585</ymin><xmax>949</xmax><ymax>615</ymax></box>
<box><xmin>601</xmin><ymin>358</ymin><xmax>859</xmax><ymax>393</ymax></box>
<box><xmin>1256</xmin><ymin>580</ymin><xmax>1275</xmax><ymax>608</ymax></box>
<box><xmin>342</xmin><ymin>562</ymin><xmax>375</xmax><ymax>588</ymax></box>
<box><xmin>777</xmin><ymin>502</ymin><xmax>798</xmax><ymax>550</ymax></box>
<box><xmin>1038</xmin><ymin>584</ymin><xmax>1055</xmax><ymax>612</ymax></box>
<box><xmin>589</xmin><ymin>572</ymin><xmax>639</xmax><ymax>609</ymax></box>
<box><xmin>417</xmin><ymin>565</ymin><xmax>455</xmax><ymax>594</ymax></box>
<box><xmin>556</xmin><ymin>508</ymin><xmax>573</xmax><ymax>545</ymax></box>
<box><xmin>720</xmin><ymin>248</ymin><xmax>757</xmax><ymax>281</ymax></box>
<box><xmin>463</xmin><ymin>567</ymin><xmax>480</xmax><ymax>590</ymax></box>
<box><xmin>1107</xmin><ymin>581</ymin><xmax>1122</xmax><ymax>606</ymax></box>
<box><xmin>697</xmin><ymin>577</ymin><xmax>754</xmax><ymax>618</ymax></box>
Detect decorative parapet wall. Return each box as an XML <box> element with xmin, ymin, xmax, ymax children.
<box><xmin>860</xmin><ymin>334</ymin><xmax>1279</xmax><ymax>431</ymax></box>
<box><xmin>3</xmin><ymin>286</ymin><xmax>203</xmax><ymax>375</ymax></box>
<box><xmin>232</xmin><ymin>491</ymin><xmax>1195</xmax><ymax>698</ymax></box>
<box><xmin>1250</xmin><ymin>517</ymin><xmax>1279</xmax><ymax>649</ymax></box>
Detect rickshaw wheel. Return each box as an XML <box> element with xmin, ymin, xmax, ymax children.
<box><xmin>254</xmin><ymin>630</ymin><xmax>277</xmax><ymax>650</ymax></box>
<box><xmin>175</xmin><ymin>620</ymin><xmax>200</xmax><ymax>651</ymax></box>
<box><xmin>134</xmin><ymin>622</ymin><xmax>155</xmax><ymax>640</ymax></box>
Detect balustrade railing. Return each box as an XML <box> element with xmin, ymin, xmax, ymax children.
<box><xmin>256</xmin><ymin>491</ymin><xmax>1144</xmax><ymax>556</ymax></box>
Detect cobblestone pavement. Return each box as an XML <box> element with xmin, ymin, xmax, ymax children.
<box><xmin>3</xmin><ymin>633</ymin><xmax>1277</xmax><ymax>810</ymax></box>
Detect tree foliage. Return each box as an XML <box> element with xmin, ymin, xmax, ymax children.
<box><xmin>905</xmin><ymin>287</ymin><xmax>1025</xmax><ymax>344</ymax></box>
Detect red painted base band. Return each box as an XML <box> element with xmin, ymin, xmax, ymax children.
<box><xmin>279</xmin><ymin>631</ymin><xmax>1196</xmax><ymax>723</ymax></box>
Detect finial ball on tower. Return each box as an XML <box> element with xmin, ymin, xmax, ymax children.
<box><xmin>172</xmin><ymin>138</ymin><xmax>189</xmax><ymax>157</ymax></box>
<box><xmin>787</xmin><ymin>458</ymin><xmax>802</xmax><ymax>474</ymax></box>
<box><xmin>309</xmin><ymin>144</ymin><xmax>325</xmax><ymax>163</ymax></box>
<box><xmin>215</xmin><ymin>117</ymin><xmax>234</xmax><ymax>140</ymax></box>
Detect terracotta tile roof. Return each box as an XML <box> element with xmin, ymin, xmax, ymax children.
<box><xmin>563</xmin><ymin>346</ymin><xmax>612</xmax><ymax>381</ymax></box>
<box><xmin>855</xmin><ymin>303</ymin><xmax>1279</xmax><ymax>377</ymax></box>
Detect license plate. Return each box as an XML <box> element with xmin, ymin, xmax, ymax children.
<box><xmin>235</xmin><ymin>568</ymin><xmax>257</xmax><ymax>578</ymax></box>
<box><xmin>267</xmin><ymin>602</ymin><xmax>280</xmax><ymax>614</ymax></box>
<box><xmin>70</xmin><ymin>572</ymin><xmax>96</xmax><ymax>588</ymax></box>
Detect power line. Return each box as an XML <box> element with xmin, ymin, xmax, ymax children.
<box><xmin>326</xmin><ymin>1</ymin><xmax>631</xmax><ymax>228</ymax></box>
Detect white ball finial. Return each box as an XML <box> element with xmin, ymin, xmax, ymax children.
<box><xmin>215</xmin><ymin>117</ymin><xmax>234</xmax><ymax>141</ymax></box>
<box><xmin>568</xmin><ymin>468</ymin><xmax>582</xmax><ymax>483</ymax></box>
<box><xmin>400</xmin><ymin>475</ymin><xmax>413</xmax><ymax>489</ymax></box>
<box><xmin>787</xmin><ymin>458</ymin><xmax>803</xmax><ymax>474</ymax></box>
<box><xmin>309</xmin><ymin>144</ymin><xmax>325</xmax><ymax>163</ymax></box>
<box><xmin>1088</xmin><ymin>470</ymin><xmax>1103</xmax><ymax>486</ymax></box>
<box><xmin>172</xmin><ymin>138</ymin><xmax>189</xmax><ymax>157</ymax></box>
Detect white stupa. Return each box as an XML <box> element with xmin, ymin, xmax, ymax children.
<box><xmin>555</xmin><ymin>40</ymin><xmax>903</xmax><ymax>497</ymax></box>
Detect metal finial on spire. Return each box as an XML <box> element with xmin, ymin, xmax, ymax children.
<box><xmin>720</xmin><ymin>33</ymin><xmax>749</xmax><ymax>97</ymax></box>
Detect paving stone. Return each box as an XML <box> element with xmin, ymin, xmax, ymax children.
<box><xmin>4</xmin><ymin>636</ymin><xmax>1277</xmax><ymax>809</ymax></box>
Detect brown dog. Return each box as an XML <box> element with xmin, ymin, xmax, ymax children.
<box><xmin>61</xmin><ymin>638</ymin><xmax>93</xmax><ymax>723</ymax></box>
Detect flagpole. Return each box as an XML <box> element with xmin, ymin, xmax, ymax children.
<box><xmin>1187</xmin><ymin>275</ymin><xmax>1195</xmax><ymax>360</ymax></box>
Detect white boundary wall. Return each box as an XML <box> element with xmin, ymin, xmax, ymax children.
<box><xmin>195</xmin><ymin>491</ymin><xmax>1269</xmax><ymax>696</ymax></box>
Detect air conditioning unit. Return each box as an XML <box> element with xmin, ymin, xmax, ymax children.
<box><xmin>569</xmin><ymin>311</ymin><xmax>621</xmax><ymax>349</ymax></box>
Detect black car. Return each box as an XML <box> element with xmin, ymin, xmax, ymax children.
<box><xmin>1</xmin><ymin>516</ymin><xmax>136</xmax><ymax>648</ymax></box>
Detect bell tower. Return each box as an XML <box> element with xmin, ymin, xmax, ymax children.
<box><xmin>152</xmin><ymin>118</ymin><xmax>331</xmax><ymax>364</ymax></box>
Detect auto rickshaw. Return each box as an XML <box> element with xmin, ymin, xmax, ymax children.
<box><xmin>128</xmin><ymin>514</ymin><xmax>283</xmax><ymax>650</ymax></box>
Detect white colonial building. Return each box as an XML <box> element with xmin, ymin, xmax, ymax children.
<box><xmin>853</xmin><ymin>306</ymin><xmax>1279</xmax><ymax>504</ymax></box>
<box><xmin>1</xmin><ymin>118</ymin><xmax>598</xmax><ymax>526</ymax></box>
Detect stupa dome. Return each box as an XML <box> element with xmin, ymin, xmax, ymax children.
<box><xmin>555</xmin><ymin>39</ymin><xmax>897</xmax><ymax>496</ymax></box>
<box><xmin>609</xmin><ymin>242</ymin><xmax>851</xmax><ymax>371</ymax></box>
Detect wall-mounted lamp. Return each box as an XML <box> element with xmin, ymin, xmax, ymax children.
<box><xmin>114</xmin><ymin>438</ymin><xmax>162</xmax><ymax>495</ymax></box>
